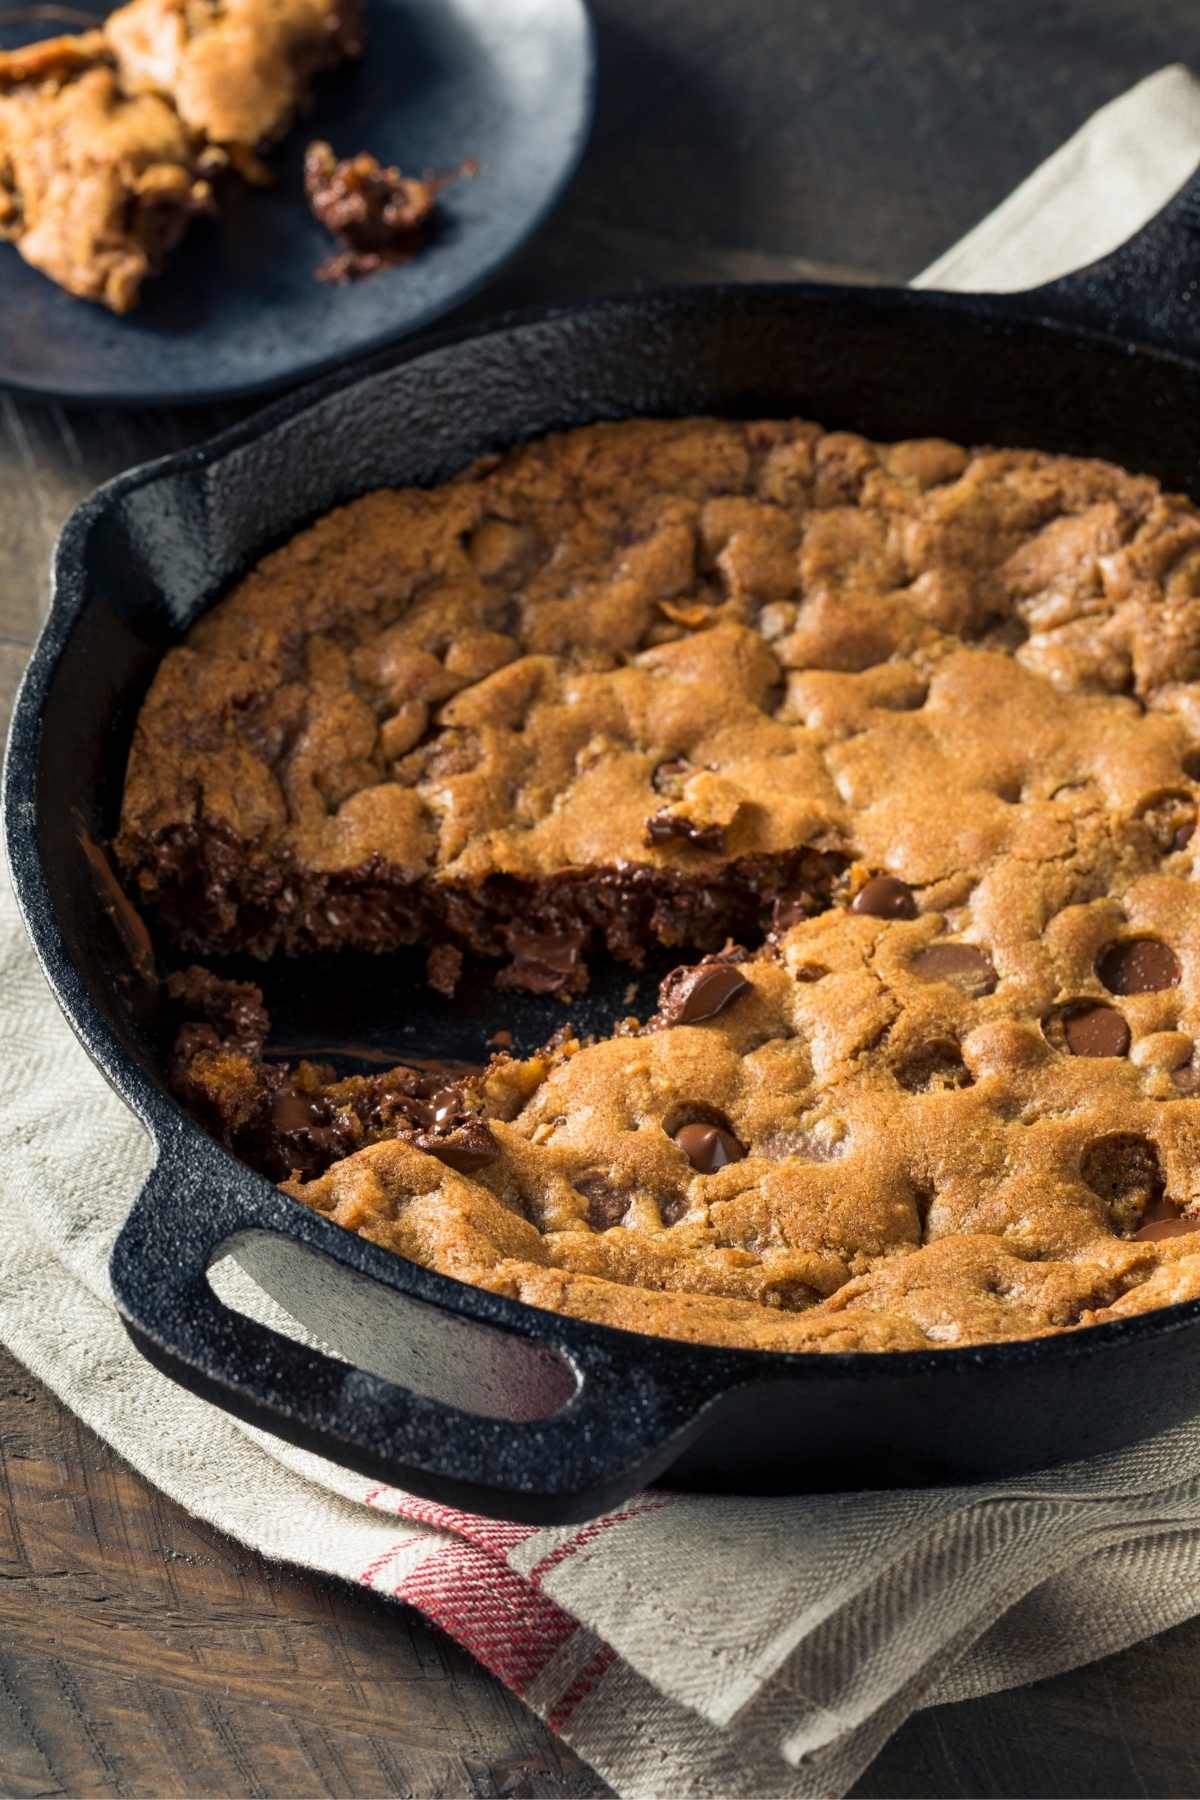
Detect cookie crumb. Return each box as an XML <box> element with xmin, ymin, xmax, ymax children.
<box><xmin>305</xmin><ymin>139</ymin><xmax>473</xmax><ymax>282</ymax></box>
<box><xmin>426</xmin><ymin>942</ymin><xmax>462</xmax><ymax>997</ymax></box>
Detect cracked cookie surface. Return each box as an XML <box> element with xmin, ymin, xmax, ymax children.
<box><xmin>151</xmin><ymin>415</ymin><xmax>1200</xmax><ymax>1351</ymax></box>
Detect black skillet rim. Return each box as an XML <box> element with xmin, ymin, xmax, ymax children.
<box><xmin>8</xmin><ymin>277</ymin><xmax>1200</xmax><ymax>1398</ymax></box>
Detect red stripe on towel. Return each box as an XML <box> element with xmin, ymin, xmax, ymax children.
<box><xmin>546</xmin><ymin>1645</ymin><xmax>618</xmax><ymax>1732</ymax></box>
<box><xmin>393</xmin><ymin>1493</ymin><xmax>540</xmax><ymax>1556</ymax></box>
<box><xmin>395</xmin><ymin>1543</ymin><xmax>578</xmax><ymax>1694</ymax></box>
<box><xmin>359</xmin><ymin>1538</ymin><xmax>416</xmax><ymax>1588</ymax></box>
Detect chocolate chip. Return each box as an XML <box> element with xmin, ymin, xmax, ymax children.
<box><xmin>645</xmin><ymin>809</ymin><xmax>726</xmax><ymax>852</ymax></box>
<box><xmin>414</xmin><ymin>1115</ymin><xmax>498</xmax><ymax>1174</ymax></box>
<box><xmin>1184</xmin><ymin>750</ymin><xmax>1200</xmax><ymax>782</ymax></box>
<box><xmin>1134</xmin><ymin>1213</ymin><xmax>1200</xmax><ymax>1242</ymax></box>
<box><xmin>426</xmin><ymin>942</ymin><xmax>462</xmax><ymax>997</ymax></box>
<box><xmin>500</xmin><ymin>929</ymin><xmax>586</xmax><ymax>995</ymax></box>
<box><xmin>1175</xmin><ymin>818</ymin><xmax>1196</xmax><ymax>851</ymax></box>
<box><xmin>426</xmin><ymin>1087</ymin><xmax>462</xmax><ymax>1126</ymax></box>
<box><xmin>1174</xmin><ymin>1062</ymin><xmax>1200</xmax><ymax>1096</ymax></box>
<box><xmin>1097</xmin><ymin>939</ymin><xmax>1181</xmax><ymax>995</ymax></box>
<box><xmin>651</xmin><ymin>757</ymin><xmax>689</xmax><ymax>794</ymax></box>
<box><xmin>910</xmin><ymin>942</ymin><xmax>997</xmax><ymax>996</ymax></box>
<box><xmin>673</xmin><ymin>1120</ymin><xmax>746</xmax><ymax>1173</ymax></box>
<box><xmin>507</xmin><ymin>931</ymin><xmax>581</xmax><ymax>975</ymax></box>
<box><xmin>574</xmin><ymin>1170</ymin><xmax>629</xmax><ymax>1230</ymax></box>
<box><xmin>792</xmin><ymin>961</ymin><xmax>830</xmax><ymax>983</ymax></box>
<box><xmin>852</xmin><ymin>875</ymin><xmax>917</xmax><ymax>919</ymax></box>
<box><xmin>270</xmin><ymin>1089</ymin><xmax>318</xmax><ymax>1133</ymax></box>
<box><xmin>1063</xmin><ymin>1004</ymin><xmax>1131</xmax><ymax>1059</ymax></box>
<box><xmin>657</xmin><ymin>962</ymin><xmax>750</xmax><ymax>1026</ymax></box>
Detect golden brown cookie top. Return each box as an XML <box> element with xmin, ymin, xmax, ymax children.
<box><xmin>285</xmin><ymin>894</ymin><xmax>1200</xmax><ymax>1353</ymax></box>
<box><xmin>119</xmin><ymin>416</ymin><xmax>1200</xmax><ymax>893</ymax></box>
<box><xmin>133</xmin><ymin>415</ymin><xmax>1200</xmax><ymax>1352</ymax></box>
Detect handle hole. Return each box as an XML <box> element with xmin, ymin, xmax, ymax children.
<box><xmin>208</xmin><ymin>1229</ymin><xmax>579</xmax><ymax>1423</ymax></box>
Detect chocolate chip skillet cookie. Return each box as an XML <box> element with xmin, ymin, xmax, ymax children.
<box><xmin>126</xmin><ymin>416</ymin><xmax>1200</xmax><ymax>1352</ymax></box>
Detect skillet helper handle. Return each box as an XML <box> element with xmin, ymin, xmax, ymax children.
<box><xmin>1017</xmin><ymin>164</ymin><xmax>1200</xmax><ymax>361</ymax></box>
<box><xmin>110</xmin><ymin>1140</ymin><xmax>719</xmax><ymax>1525</ymax></box>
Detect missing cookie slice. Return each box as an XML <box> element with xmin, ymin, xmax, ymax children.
<box><xmin>165</xmin><ymin>964</ymin><xmax>511</xmax><ymax>1181</ymax></box>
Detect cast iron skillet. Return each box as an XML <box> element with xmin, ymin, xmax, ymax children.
<box><xmin>9</xmin><ymin>171</ymin><xmax>1200</xmax><ymax>1525</ymax></box>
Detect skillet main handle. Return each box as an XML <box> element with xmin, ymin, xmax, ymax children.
<box><xmin>1019</xmin><ymin>163</ymin><xmax>1200</xmax><ymax>360</ymax></box>
<box><xmin>109</xmin><ymin>1139</ymin><xmax>721</xmax><ymax>1525</ymax></box>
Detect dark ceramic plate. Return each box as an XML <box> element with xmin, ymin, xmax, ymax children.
<box><xmin>0</xmin><ymin>0</ymin><xmax>593</xmax><ymax>406</ymax></box>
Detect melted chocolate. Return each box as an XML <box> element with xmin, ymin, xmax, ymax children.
<box><xmin>851</xmin><ymin>875</ymin><xmax>917</xmax><ymax>920</ymax></box>
<box><xmin>575</xmin><ymin>1170</ymin><xmax>631</xmax><ymax>1229</ymax></box>
<box><xmin>651</xmin><ymin>757</ymin><xmax>690</xmax><ymax>795</ymax></box>
<box><xmin>124</xmin><ymin>820</ymin><xmax>843</xmax><ymax>991</ymax></box>
<box><xmin>412</xmin><ymin>1116</ymin><xmax>498</xmax><ymax>1174</ymax></box>
<box><xmin>673</xmin><ymin>1120</ymin><xmax>746</xmax><ymax>1173</ymax></box>
<box><xmin>644</xmin><ymin>810</ymin><xmax>727</xmax><ymax>852</ymax></box>
<box><xmin>1097</xmin><ymin>939</ymin><xmax>1182</xmax><ymax>995</ymax></box>
<box><xmin>910</xmin><ymin>942</ymin><xmax>997</xmax><ymax>996</ymax></box>
<box><xmin>1063</xmin><ymin>1004</ymin><xmax>1131</xmax><ymax>1059</ymax></box>
<box><xmin>499</xmin><ymin>929</ymin><xmax>587</xmax><ymax>996</ymax></box>
<box><xmin>654</xmin><ymin>958</ymin><xmax>750</xmax><ymax>1027</ymax></box>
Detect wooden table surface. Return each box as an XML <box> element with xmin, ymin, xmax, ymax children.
<box><xmin>6</xmin><ymin>2</ymin><xmax>1200</xmax><ymax>1793</ymax></box>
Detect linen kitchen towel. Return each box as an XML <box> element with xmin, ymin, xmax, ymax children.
<box><xmin>5</xmin><ymin>64</ymin><xmax>1200</xmax><ymax>1800</ymax></box>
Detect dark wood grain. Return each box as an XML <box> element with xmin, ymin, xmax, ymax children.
<box><xmin>0</xmin><ymin>1347</ymin><xmax>608</xmax><ymax>1799</ymax></box>
<box><xmin>10</xmin><ymin>1337</ymin><xmax>1200</xmax><ymax>1800</ymax></box>
<box><xmin>6</xmin><ymin>1</ymin><xmax>1200</xmax><ymax>1794</ymax></box>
